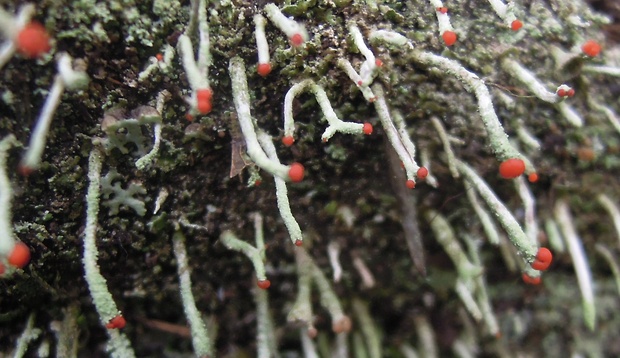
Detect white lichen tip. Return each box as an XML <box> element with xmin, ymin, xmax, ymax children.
<box><xmin>264</xmin><ymin>3</ymin><xmax>308</xmax><ymax>47</ymax></box>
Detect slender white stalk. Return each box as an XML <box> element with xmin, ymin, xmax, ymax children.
<box><xmin>264</xmin><ymin>3</ymin><xmax>308</xmax><ymax>45</ymax></box>
<box><xmin>373</xmin><ymin>84</ymin><xmax>420</xmax><ymax>183</ymax></box>
<box><xmin>21</xmin><ymin>54</ymin><xmax>89</xmax><ymax>172</ymax></box>
<box><xmin>455</xmin><ymin>280</ymin><xmax>483</xmax><ymax>321</ymax></box>
<box><xmin>229</xmin><ymin>57</ymin><xmax>290</xmax><ymax>180</ymax></box>
<box><xmin>400</xmin><ymin>344</ymin><xmax>420</xmax><ymax>358</ymax></box>
<box><xmin>136</xmin><ymin>91</ymin><xmax>168</xmax><ymax>170</ymax></box>
<box><xmin>0</xmin><ymin>40</ymin><xmax>15</xmax><ymax>69</ymax></box>
<box><xmin>556</xmin><ymin>101</ymin><xmax>584</xmax><ymax>127</ymax></box>
<box><xmin>352</xmin><ymin>298</ymin><xmax>381</xmax><ymax>358</ymax></box>
<box><xmin>288</xmin><ymin>248</ymin><xmax>314</xmax><ymax>328</ymax></box>
<box><xmin>431</xmin><ymin>117</ymin><xmax>459</xmax><ymax>178</ymax></box>
<box><xmin>413</xmin><ymin>315</ymin><xmax>438</xmax><ymax>358</ymax></box>
<box><xmin>456</xmin><ymin>159</ymin><xmax>538</xmax><ymax>265</ymax></box>
<box><xmin>588</xmin><ymin>97</ymin><xmax>620</xmax><ymax>134</ymax></box>
<box><xmin>426</xmin><ymin>210</ymin><xmax>481</xmax><ymax>278</ymax></box>
<box><xmin>299</xmin><ymin>248</ymin><xmax>350</xmax><ymax>332</ymax></box>
<box><xmin>501</xmin><ymin>58</ymin><xmax>563</xmax><ymax>103</ymax></box>
<box><xmin>411</xmin><ymin>51</ymin><xmax>534</xmax><ymax>172</ymax></box>
<box><xmin>582</xmin><ymin>64</ymin><xmax>620</xmax><ymax>76</ymax></box>
<box><xmin>597</xmin><ymin>194</ymin><xmax>620</xmax><ymax>247</ymax></box>
<box><xmin>337</xmin><ymin>58</ymin><xmax>376</xmax><ymax>102</ymax></box>
<box><xmin>554</xmin><ymin>200</ymin><xmax>596</xmax><ymax>331</ymax></box>
<box><xmin>301</xmin><ymin>328</ymin><xmax>319</xmax><ymax>358</ymax></box>
<box><xmin>220</xmin><ymin>230</ymin><xmax>267</xmax><ymax>281</ymax></box>
<box><xmin>544</xmin><ymin>218</ymin><xmax>565</xmax><ymax>253</ymax></box>
<box><xmin>254</xmin><ymin>285</ymin><xmax>278</xmax><ymax>358</ymax></box>
<box><xmin>352</xmin><ymin>254</ymin><xmax>375</xmax><ymax>288</ymax></box>
<box><xmin>0</xmin><ymin>135</ymin><xmax>18</xmax><ymax>256</ymax></box>
<box><xmin>595</xmin><ymin>244</ymin><xmax>620</xmax><ymax>296</ymax></box>
<box><xmin>464</xmin><ymin>180</ymin><xmax>500</xmax><ymax>245</ymax></box>
<box><xmin>256</xmin><ymin>131</ymin><xmax>303</xmax><ymax>245</ymax></box>
<box><xmin>254</xmin><ymin>14</ymin><xmax>270</xmax><ymax>65</ymax></box>
<box><xmin>516</xmin><ymin>122</ymin><xmax>542</xmax><ymax>150</ymax></box>
<box><xmin>12</xmin><ymin>314</ymin><xmax>41</xmax><ymax>358</ymax></box>
<box><xmin>349</xmin><ymin>25</ymin><xmax>380</xmax><ymax>86</ymax></box>
<box><xmin>177</xmin><ymin>34</ymin><xmax>209</xmax><ymax>91</ymax></box>
<box><xmin>514</xmin><ymin>176</ymin><xmax>538</xmax><ymax>247</ymax></box>
<box><xmin>283</xmin><ymin>79</ymin><xmax>367</xmax><ymax>141</ymax></box>
<box><xmin>327</xmin><ymin>241</ymin><xmax>343</xmax><ymax>282</ymax></box>
<box><xmin>419</xmin><ymin>148</ymin><xmax>439</xmax><ymax>188</ymax></box>
<box><xmin>83</xmin><ymin>144</ymin><xmax>136</xmax><ymax>358</ymax></box>
<box><xmin>172</xmin><ymin>230</ymin><xmax>212</xmax><ymax>357</ymax></box>
<box><xmin>428</xmin><ymin>0</ymin><xmax>455</xmax><ymax>38</ymax></box>
<box><xmin>369</xmin><ymin>29</ymin><xmax>409</xmax><ymax>47</ymax></box>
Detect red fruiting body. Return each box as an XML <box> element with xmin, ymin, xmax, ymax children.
<box><xmin>567</xmin><ymin>88</ymin><xmax>575</xmax><ymax>97</ymax></box>
<box><xmin>196</xmin><ymin>88</ymin><xmax>213</xmax><ymax>102</ymax></box>
<box><xmin>417</xmin><ymin>167</ymin><xmax>429</xmax><ymax>179</ymax></box>
<box><xmin>442</xmin><ymin>31</ymin><xmax>457</xmax><ymax>46</ymax></box>
<box><xmin>257</xmin><ymin>63</ymin><xmax>272</xmax><ymax>77</ymax></box>
<box><xmin>437</xmin><ymin>7</ymin><xmax>448</xmax><ymax>14</ymax></box>
<box><xmin>557</xmin><ymin>88</ymin><xmax>566</xmax><ymax>97</ymax></box>
<box><xmin>185</xmin><ymin>113</ymin><xmax>194</xmax><ymax>122</ymax></box>
<box><xmin>16</xmin><ymin>22</ymin><xmax>51</xmax><ymax>58</ymax></box>
<box><xmin>522</xmin><ymin>273</ymin><xmax>541</xmax><ymax>285</ymax></box>
<box><xmin>531</xmin><ymin>260</ymin><xmax>550</xmax><ymax>271</ymax></box>
<box><xmin>375</xmin><ymin>59</ymin><xmax>383</xmax><ymax>67</ymax></box>
<box><xmin>106</xmin><ymin>315</ymin><xmax>126</xmax><ymax>329</ymax></box>
<box><xmin>288</xmin><ymin>163</ymin><xmax>305</xmax><ymax>182</ymax></box>
<box><xmin>582</xmin><ymin>40</ymin><xmax>602</xmax><ymax>57</ymax></box>
<box><xmin>155</xmin><ymin>53</ymin><xmax>163</xmax><ymax>61</ymax></box>
<box><xmin>8</xmin><ymin>242</ymin><xmax>30</xmax><ymax>268</ymax></box>
<box><xmin>536</xmin><ymin>247</ymin><xmax>552</xmax><ymax>263</ymax></box>
<box><xmin>17</xmin><ymin>164</ymin><xmax>35</xmax><ymax>177</ymax></box>
<box><xmin>528</xmin><ymin>173</ymin><xmax>539</xmax><ymax>183</ymax></box>
<box><xmin>257</xmin><ymin>279</ymin><xmax>271</xmax><ymax>289</ymax></box>
<box><xmin>290</xmin><ymin>33</ymin><xmax>304</xmax><ymax>47</ymax></box>
<box><xmin>294</xmin><ymin>239</ymin><xmax>303</xmax><ymax>247</ymax></box>
<box><xmin>406</xmin><ymin>179</ymin><xmax>416</xmax><ymax>189</ymax></box>
<box><xmin>197</xmin><ymin>99</ymin><xmax>212</xmax><ymax>114</ymax></box>
<box><xmin>499</xmin><ymin>158</ymin><xmax>525</xmax><ymax>179</ymax></box>
<box><xmin>357</xmin><ymin>80</ymin><xmax>363</xmax><ymax>86</ymax></box>
<box><xmin>511</xmin><ymin>20</ymin><xmax>523</xmax><ymax>31</ymax></box>
<box><xmin>196</xmin><ymin>88</ymin><xmax>213</xmax><ymax>114</ymax></box>
<box><xmin>282</xmin><ymin>135</ymin><xmax>295</xmax><ymax>147</ymax></box>
<box><xmin>532</xmin><ymin>247</ymin><xmax>552</xmax><ymax>270</ymax></box>
<box><xmin>363</xmin><ymin>122</ymin><xmax>373</xmax><ymax>135</ymax></box>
